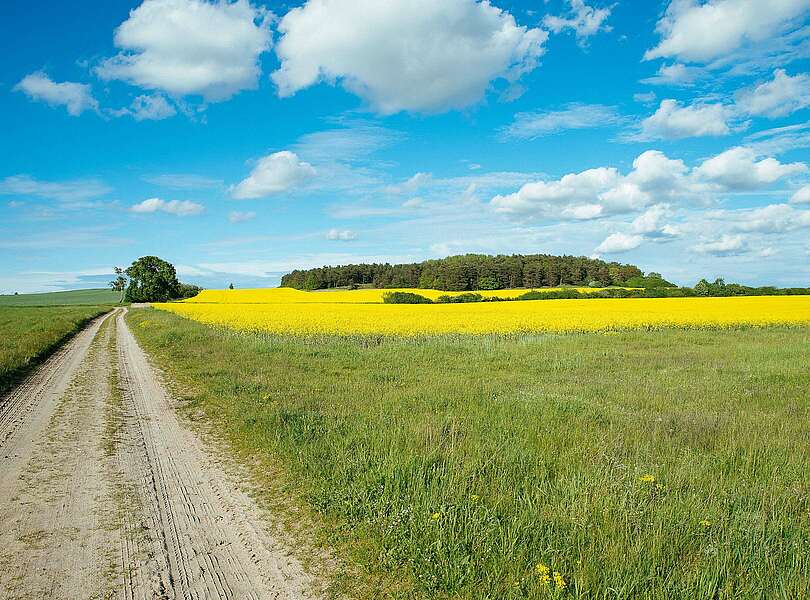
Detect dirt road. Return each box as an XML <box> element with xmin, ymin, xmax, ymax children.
<box><xmin>0</xmin><ymin>309</ymin><xmax>318</xmax><ymax>600</ymax></box>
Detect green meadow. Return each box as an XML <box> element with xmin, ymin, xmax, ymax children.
<box><xmin>0</xmin><ymin>288</ymin><xmax>119</xmax><ymax>307</ymax></box>
<box><xmin>127</xmin><ymin>308</ymin><xmax>810</xmax><ymax>599</ymax></box>
<box><xmin>0</xmin><ymin>305</ymin><xmax>108</xmax><ymax>394</ymax></box>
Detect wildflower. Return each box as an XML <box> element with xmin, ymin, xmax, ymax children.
<box><xmin>699</xmin><ymin>519</ymin><xmax>712</xmax><ymax>528</ymax></box>
<box><xmin>534</xmin><ymin>563</ymin><xmax>550</xmax><ymax>576</ymax></box>
<box><xmin>538</xmin><ymin>573</ymin><xmax>551</xmax><ymax>585</ymax></box>
<box><xmin>430</xmin><ymin>512</ymin><xmax>441</xmax><ymax>521</ymax></box>
<box><xmin>639</xmin><ymin>474</ymin><xmax>656</xmax><ymax>483</ymax></box>
<box><xmin>553</xmin><ymin>572</ymin><xmax>566</xmax><ymax>590</ymax></box>
<box><xmin>470</xmin><ymin>494</ymin><xmax>480</xmax><ymax>502</ymax></box>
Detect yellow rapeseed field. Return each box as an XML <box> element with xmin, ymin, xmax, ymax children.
<box><xmin>152</xmin><ymin>288</ymin><xmax>810</xmax><ymax>336</ymax></box>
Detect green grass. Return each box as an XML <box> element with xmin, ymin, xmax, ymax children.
<box><xmin>127</xmin><ymin>308</ymin><xmax>810</xmax><ymax>599</ymax></box>
<box><xmin>0</xmin><ymin>306</ymin><xmax>109</xmax><ymax>394</ymax></box>
<box><xmin>0</xmin><ymin>288</ymin><xmax>120</xmax><ymax>307</ymax></box>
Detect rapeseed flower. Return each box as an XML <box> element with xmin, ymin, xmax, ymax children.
<box><xmin>154</xmin><ymin>289</ymin><xmax>810</xmax><ymax>336</ymax></box>
<box><xmin>553</xmin><ymin>572</ymin><xmax>566</xmax><ymax>590</ymax></box>
<box><xmin>639</xmin><ymin>474</ymin><xmax>656</xmax><ymax>483</ymax></box>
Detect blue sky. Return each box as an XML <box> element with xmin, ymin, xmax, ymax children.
<box><xmin>2</xmin><ymin>0</ymin><xmax>810</xmax><ymax>293</ymax></box>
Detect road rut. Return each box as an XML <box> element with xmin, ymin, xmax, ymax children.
<box><xmin>0</xmin><ymin>309</ymin><xmax>317</xmax><ymax>599</ymax></box>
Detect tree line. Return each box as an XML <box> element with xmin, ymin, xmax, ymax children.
<box><xmin>280</xmin><ymin>253</ymin><xmax>648</xmax><ymax>291</ymax></box>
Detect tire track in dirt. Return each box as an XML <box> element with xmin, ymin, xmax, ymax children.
<box><xmin>115</xmin><ymin>308</ymin><xmax>317</xmax><ymax>599</ymax></box>
<box><xmin>0</xmin><ymin>308</ymin><xmax>319</xmax><ymax>599</ymax></box>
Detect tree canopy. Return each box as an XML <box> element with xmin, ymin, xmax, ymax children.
<box><xmin>280</xmin><ymin>253</ymin><xmax>646</xmax><ymax>291</ymax></box>
<box><xmin>124</xmin><ymin>256</ymin><xmax>182</xmax><ymax>302</ymax></box>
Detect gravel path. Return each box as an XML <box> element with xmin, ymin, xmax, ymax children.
<box><xmin>0</xmin><ymin>309</ymin><xmax>317</xmax><ymax>600</ymax></box>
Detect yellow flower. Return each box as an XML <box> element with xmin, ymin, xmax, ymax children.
<box><xmin>553</xmin><ymin>572</ymin><xmax>566</xmax><ymax>590</ymax></box>
<box><xmin>639</xmin><ymin>474</ymin><xmax>656</xmax><ymax>483</ymax></box>
<box><xmin>538</xmin><ymin>574</ymin><xmax>551</xmax><ymax>585</ymax></box>
<box><xmin>470</xmin><ymin>494</ymin><xmax>480</xmax><ymax>502</ymax></box>
<box><xmin>430</xmin><ymin>512</ymin><xmax>441</xmax><ymax>521</ymax></box>
<box><xmin>699</xmin><ymin>519</ymin><xmax>712</xmax><ymax>528</ymax></box>
<box><xmin>534</xmin><ymin>563</ymin><xmax>550</xmax><ymax>576</ymax></box>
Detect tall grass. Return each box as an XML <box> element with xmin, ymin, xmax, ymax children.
<box><xmin>127</xmin><ymin>309</ymin><xmax>810</xmax><ymax>599</ymax></box>
<box><xmin>0</xmin><ymin>306</ymin><xmax>108</xmax><ymax>393</ymax></box>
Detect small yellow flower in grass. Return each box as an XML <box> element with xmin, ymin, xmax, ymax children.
<box><xmin>538</xmin><ymin>574</ymin><xmax>551</xmax><ymax>585</ymax></box>
<box><xmin>639</xmin><ymin>474</ymin><xmax>656</xmax><ymax>483</ymax></box>
<box><xmin>430</xmin><ymin>512</ymin><xmax>441</xmax><ymax>521</ymax></box>
<box><xmin>699</xmin><ymin>519</ymin><xmax>712</xmax><ymax>528</ymax></box>
<box><xmin>534</xmin><ymin>563</ymin><xmax>550</xmax><ymax>576</ymax></box>
<box><xmin>553</xmin><ymin>572</ymin><xmax>566</xmax><ymax>590</ymax></box>
<box><xmin>470</xmin><ymin>494</ymin><xmax>480</xmax><ymax>502</ymax></box>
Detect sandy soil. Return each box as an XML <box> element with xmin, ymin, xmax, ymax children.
<box><xmin>0</xmin><ymin>309</ymin><xmax>318</xmax><ymax>600</ymax></box>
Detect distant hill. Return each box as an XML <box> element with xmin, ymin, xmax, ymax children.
<box><xmin>281</xmin><ymin>253</ymin><xmax>649</xmax><ymax>292</ymax></box>
<box><xmin>0</xmin><ymin>288</ymin><xmax>119</xmax><ymax>306</ymax></box>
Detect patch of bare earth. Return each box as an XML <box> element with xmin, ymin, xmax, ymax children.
<box><xmin>0</xmin><ymin>309</ymin><xmax>320</xmax><ymax>599</ymax></box>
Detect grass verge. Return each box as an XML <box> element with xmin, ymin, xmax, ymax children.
<box><xmin>0</xmin><ymin>305</ymin><xmax>109</xmax><ymax>395</ymax></box>
<box><xmin>126</xmin><ymin>308</ymin><xmax>810</xmax><ymax>599</ymax></box>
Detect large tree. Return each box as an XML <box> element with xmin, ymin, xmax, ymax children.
<box><xmin>124</xmin><ymin>256</ymin><xmax>181</xmax><ymax>302</ymax></box>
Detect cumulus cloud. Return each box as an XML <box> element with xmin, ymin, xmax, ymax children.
<box><xmin>271</xmin><ymin>0</ymin><xmax>547</xmax><ymax>114</ymax></box>
<box><xmin>636</xmin><ymin>99</ymin><xmax>732</xmax><ymax>140</ymax></box>
<box><xmin>790</xmin><ymin>184</ymin><xmax>810</xmax><ymax>204</ymax></box>
<box><xmin>130</xmin><ymin>197</ymin><xmax>204</xmax><ymax>216</ymax></box>
<box><xmin>644</xmin><ymin>0</ymin><xmax>810</xmax><ymax>63</ymax></box>
<box><xmin>542</xmin><ymin>0</ymin><xmax>612</xmax><ymax>43</ymax></box>
<box><xmin>631</xmin><ymin>204</ymin><xmax>679</xmax><ymax>237</ymax></box>
<box><xmin>490</xmin><ymin>145</ymin><xmax>805</xmax><ymax>225</ymax></box>
<box><xmin>14</xmin><ymin>72</ymin><xmax>98</xmax><ymax>116</ymax></box>
<box><xmin>693</xmin><ymin>234</ymin><xmax>748</xmax><ymax>256</ymax></box>
<box><xmin>694</xmin><ymin>146</ymin><xmax>807</xmax><ymax>190</ymax></box>
<box><xmin>491</xmin><ymin>149</ymin><xmax>709</xmax><ymax>222</ymax></box>
<box><xmin>594</xmin><ymin>232</ymin><xmax>643</xmax><ymax>254</ymax></box>
<box><xmin>111</xmin><ymin>94</ymin><xmax>177</xmax><ymax>121</ymax></box>
<box><xmin>228</xmin><ymin>210</ymin><xmax>256</xmax><ymax>223</ymax></box>
<box><xmin>230</xmin><ymin>151</ymin><xmax>316</xmax><ymax>199</ymax></box>
<box><xmin>735</xmin><ymin>203</ymin><xmax>810</xmax><ymax>233</ymax></box>
<box><xmin>736</xmin><ymin>69</ymin><xmax>810</xmax><ymax>118</ymax></box>
<box><xmin>640</xmin><ymin>63</ymin><xmax>703</xmax><ymax>86</ymax></box>
<box><xmin>326</xmin><ymin>228</ymin><xmax>358</xmax><ymax>241</ymax></box>
<box><xmin>0</xmin><ymin>175</ymin><xmax>111</xmax><ymax>201</ymax></box>
<box><xmin>97</xmin><ymin>0</ymin><xmax>272</xmax><ymax>102</ymax></box>
<box><xmin>500</xmin><ymin>103</ymin><xmax>623</xmax><ymax>140</ymax></box>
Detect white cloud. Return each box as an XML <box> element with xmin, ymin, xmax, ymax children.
<box><xmin>491</xmin><ymin>149</ymin><xmax>714</xmax><ymax>222</ymax></box>
<box><xmin>595</xmin><ymin>232</ymin><xmax>644</xmax><ymax>254</ymax></box>
<box><xmin>542</xmin><ymin>0</ymin><xmax>612</xmax><ymax>43</ymax></box>
<box><xmin>744</xmin><ymin>121</ymin><xmax>810</xmax><ymax>155</ymax></box>
<box><xmin>385</xmin><ymin>172</ymin><xmax>433</xmax><ymax>195</ymax></box>
<box><xmin>736</xmin><ymin>69</ymin><xmax>810</xmax><ymax>118</ymax></box>
<box><xmin>735</xmin><ymin>203</ymin><xmax>810</xmax><ymax>233</ymax></box>
<box><xmin>640</xmin><ymin>63</ymin><xmax>703</xmax><ymax>86</ymax></box>
<box><xmin>326</xmin><ymin>228</ymin><xmax>358</xmax><ymax>241</ymax></box>
<box><xmin>632</xmin><ymin>204</ymin><xmax>679</xmax><ymax>237</ymax></box>
<box><xmin>694</xmin><ymin>146</ymin><xmax>807</xmax><ymax>190</ymax></box>
<box><xmin>633</xmin><ymin>91</ymin><xmax>657</xmax><ymax>104</ymax></box>
<box><xmin>0</xmin><ymin>175</ymin><xmax>111</xmax><ymax>201</ymax></box>
<box><xmin>230</xmin><ymin>151</ymin><xmax>316</xmax><ymax>199</ymax></box>
<box><xmin>130</xmin><ymin>197</ymin><xmax>204</xmax><ymax>216</ymax></box>
<box><xmin>790</xmin><ymin>184</ymin><xmax>810</xmax><ymax>204</ymax></box>
<box><xmin>645</xmin><ymin>0</ymin><xmax>810</xmax><ymax>63</ymax></box>
<box><xmin>636</xmin><ymin>99</ymin><xmax>732</xmax><ymax>140</ymax></box>
<box><xmin>14</xmin><ymin>72</ymin><xmax>98</xmax><ymax>116</ymax></box>
<box><xmin>693</xmin><ymin>234</ymin><xmax>748</xmax><ymax>256</ymax></box>
<box><xmin>271</xmin><ymin>0</ymin><xmax>547</xmax><ymax>114</ymax></box>
<box><xmin>129</xmin><ymin>94</ymin><xmax>177</xmax><ymax>121</ymax></box>
<box><xmin>228</xmin><ymin>210</ymin><xmax>256</xmax><ymax>223</ymax></box>
<box><xmin>500</xmin><ymin>103</ymin><xmax>623</xmax><ymax>140</ymax></box>
<box><xmin>96</xmin><ymin>0</ymin><xmax>272</xmax><ymax>102</ymax></box>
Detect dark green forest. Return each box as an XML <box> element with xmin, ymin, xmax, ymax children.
<box><xmin>280</xmin><ymin>254</ymin><xmax>648</xmax><ymax>291</ymax></box>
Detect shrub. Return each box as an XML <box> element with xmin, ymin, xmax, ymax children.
<box><xmin>382</xmin><ymin>292</ymin><xmax>433</xmax><ymax>304</ymax></box>
<box><xmin>436</xmin><ymin>293</ymin><xmax>484</xmax><ymax>304</ymax></box>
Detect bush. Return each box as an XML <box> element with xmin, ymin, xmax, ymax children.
<box><xmin>436</xmin><ymin>293</ymin><xmax>484</xmax><ymax>304</ymax></box>
<box><xmin>382</xmin><ymin>292</ymin><xmax>433</xmax><ymax>304</ymax></box>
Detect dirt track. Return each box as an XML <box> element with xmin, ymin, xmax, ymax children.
<box><xmin>0</xmin><ymin>309</ymin><xmax>317</xmax><ymax>599</ymax></box>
